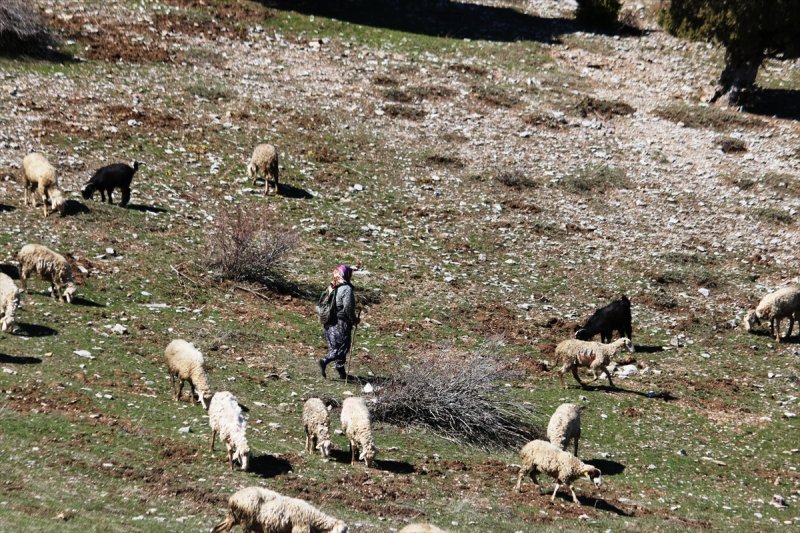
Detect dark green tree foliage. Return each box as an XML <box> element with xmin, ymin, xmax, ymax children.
<box><xmin>659</xmin><ymin>0</ymin><xmax>800</xmax><ymax>105</ymax></box>
<box><xmin>576</xmin><ymin>0</ymin><xmax>622</xmax><ymax>28</ymax></box>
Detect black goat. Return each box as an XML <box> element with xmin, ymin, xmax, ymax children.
<box><xmin>575</xmin><ymin>295</ymin><xmax>632</xmax><ymax>343</ymax></box>
<box><xmin>82</xmin><ymin>161</ymin><xmax>141</xmax><ymax>207</ymax></box>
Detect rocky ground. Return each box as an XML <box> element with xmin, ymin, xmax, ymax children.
<box><xmin>0</xmin><ymin>1</ymin><xmax>798</xmax><ymax>531</ymax></box>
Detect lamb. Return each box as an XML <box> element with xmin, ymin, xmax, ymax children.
<box><xmin>211</xmin><ymin>486</ymin><xmax>281</xmax><ymax>533</ymax></box>
<box><xmin>514</xmin><ymin>439</ymin><xmax>602</xmax><ymax>503</ymax></box>
<box><xmin>164</xmin><ymin>339</ymin><xmax>212</xmax><ymax>408</ymax></box>
<box><xmin>744</xmin><ymin>285</ymin><xmax>800</xmax><ymax>343</ymax></box>
<box><xmin>247</xmin><ymin>143</ymin><xmax>279</xmax><ymax>195</ymax></box>
<box><xmin>82</xmin><ymin>161</ymin><xmax>141</xmax><ymax>207</ymax></box>
<box><xmin>303</xmin><ymin>398</ymin><xmax>332</xmax><ymax>458</ymax></box>
<box><xmin>340</xmin><ymin>397</ymin><xmax>377</xmax><ymax>468</ymax></box>
<box><xmin>547</xmin><ymin>403</ymin><xmax>582</xmax><ymax>456</ymax></box>
<box><xmin>16</xmin><ymin>244</ymin><xmax>77</xmax><ymax>303</ymax></box>
<box><xmin>209</xmin><ymin>391</ymin><xmax>251</xmax><ymax>471</ymax></box>
<box><xmin>0</xmin><ymin>272</ymin><xmax>21</xmax><ymax>332</ymax></box>
<box><xmin>575</xmin><ymin>295</ymin><xmax>632</xmax><ymax>343</ymax></box>
<box><xmin>554</xmin><ymin>337</ymin><xmax>634</xmax><ymax>388</ymax></box>
<box><xmin>213</xmin><ymin>488</ymin><xmax>348</xmax><ymax>533</ymax></box>
<box><xmin>21</xmin><ymin>152</ymin><xmax>66</xmax><ymax>217</ymax></box>
<box><xmin>398</xmin><ymin>524</ymin><xmax>448</xmax><ymax>533</ymax></box>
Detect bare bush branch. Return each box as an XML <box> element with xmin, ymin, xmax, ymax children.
<box><xmin>207</xmin><ymin>208</ymin><xmax>297</xmax><ymax>286</ymax></box>
<box><xmin>371</xmin><ymin>345</ymin><xmax>543</xmax><ymax>450</ymax></box>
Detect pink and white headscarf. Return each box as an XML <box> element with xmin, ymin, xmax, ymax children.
<box><xmin>331</xmin><ymin>265</ymin><xmax>353</xmax><ymax>287</ymax></box>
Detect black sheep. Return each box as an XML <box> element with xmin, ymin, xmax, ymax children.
<box><xmin>575</xmin><ymin>295</ymin><xmax>632</xmax><ymax>343</ymax></box>
<box><xmin>82</xmin><ymin>161</ymin><xmax>141</xmax><ymax>207</ymax></box>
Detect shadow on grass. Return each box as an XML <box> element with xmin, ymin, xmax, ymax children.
<box><xmin>633</xmin><ymin>344</ymin><xmax>664</xmax><ymax>353</ymax></box>
<box><xmin>250</xmin><ymin>454</ymin><xmax>292</xmax><ymax>478</ymax></box>
<box><xmin>328</xmin><ymin>448</ymin><xmax>354</xmax><ymax>465</ymax></box>
<box><xmin>278</xmin><ymin>183</ymin><xmax>314</xmax><ymax>199</ymax></box>
<box><xmin>0</xmin><ymin>353</ymin><xmax>42</xmax><ymax>365</ymax></box>
<box><xmin>0</xmin><ymin>204</ymin><xmax>16</xmax><ymax>212</ymax></box>
<box><xmin>16</xmin><ymin>323</ymin><xmax>57</xmax><ymax>337</ymax></box>
<box><xmin>578</xmin><ymin>384</ymin><xmax>678</xmax><ymax>401</ymax></box>
<box><xmin>375</xmin><ymin>458</ymin><xmax>415</xmax><ymax>474</ymax></box>
<box><xmin>584</xmin><ymin>459</ymin><xmax>625</xmax><ymax>476</ymax></box>
<box><xmin>71</xmin><ymin>296</ymin><xmax>105</xmax><ymax>307</ymax></box>
<box><xmin>573</xmin><ymin>495</ymin><xmax>633</xmax><ymax>516</ymax></box>
<box><xmin>125</xmin><ymin>203</ymin><xmax>169</xmax><ymax>214</ymax></box>
<box><xmin>63</xmin><ymin>199</ymin><xmax>90</xmax><ymax>216</ymax></box>
<box><xmin>258</xmin><ymin>0</ymin><xmax>643</xmax><ymax>43</ymax></box>
<box><xmin>744</xmin><ymin>88</ymin><xmax>800</xmax><ymax>121</ymax></box>
<box><xmin>0</xmin><ymin>264</ymin><xmax>19</xmax><ymax>279</ymax></box>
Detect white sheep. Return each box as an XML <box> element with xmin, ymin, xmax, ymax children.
<box><xmin>340</xmin><ymin>397</ymin><xmax>377</xmax><ymax>468</ymax></box>
<box><xmin>554</xmin><ymin>337</ymin><xmax>634</xmax><ymax>388</ymax></box>
<box><xmin>514</xmin><ymin>439</ymin><xmax>601</xmax><ymax>503</ymax></box>
<box><xmin>254</xmin><ymin>494</ymin><xmax>348</xmax><ymax>533</ymax></box>
<box><xmin>211</xmin><ymin>486</ymin><xmax>282</xmax><ymax>533</ymax></box>
<box><xmin>209</xmin><ymin>391</ymin><xmax>251</xmax><ymax>471</ymax></box>
<box><xmin>17</xmin><ymin>244</ymin><xmax>77</xmax><ymax>303</ymax></box>
<box><xmin>247</xmin><ymin>143</ymin><xmax>279</xmax><ymax>195</ymax></box>
<box><xmin>0</xmin><ymin>272</ymin><xmax>22</xmax><ymax>332</ymax></box>
<box><xmin>21</xmin><ymin>152</ymin><xmax>66</xmax><ymax>217</ymax></box>
<box><xmin>744</xmin><ymin>285</ymin><xmax>800</xmax><ymax>343</ymax></box>
<box><xmin>547</xmin><ymin>403</ymin><xmax>582</xmax><ymax>456</ymax></box>
<box><xmin>398</xmin><ymin>524</ymin><xmax>449</xmax><ymax>533</ymax></box>
<box><xmin>164</xmin><ymin>339</ymin><xmax>212</xmax><ymax>408</ymax></box>
<box><xmin>303</xmin><ymin>398</ymin><xmax>332</xmax><ymax>458</ymax></box>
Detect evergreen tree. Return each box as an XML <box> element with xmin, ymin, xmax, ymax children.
<box><xmin>659</xmin><ymin>0</ymin><xmax>800</xmax><ymax>106</ymax></box>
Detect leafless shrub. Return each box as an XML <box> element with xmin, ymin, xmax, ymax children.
<box><xmin>495</xmin><ymin>170</ymin><xmax>540</xmax><ymax>189</ymax></box>
<box><xmin>0</xmin><ymin>0</ymin><xmax>59</xmax><ymax>53</ymax></box>
<box><xmin>371</xmin><ymin>345</ymin><xmax>543</xmax><ymax>449</ymax></box>
<box><xmin>717</xmin><ymin>136</ymin><xmax>747</xmax><ymax>153</ymax></box>
<box><xmin>207</xmin><ymin>208</ymin><xmax>297</xmax><ymax>285</ymax></box>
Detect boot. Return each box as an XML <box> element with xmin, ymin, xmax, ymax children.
<box><xmin>318</xmin><ymin>359</ymin><xmax>327</xmax><ymax>379</ymax></box>
<box><xmin>336</xmin><ymin>365</ymin><xmax>347</xmax><ymax>380</ymax></box>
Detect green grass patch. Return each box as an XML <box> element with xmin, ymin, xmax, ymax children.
<box><xmin>560</xmin><ymin>164</ymin><xmax>631</xmax><ymax>193</ymax></box>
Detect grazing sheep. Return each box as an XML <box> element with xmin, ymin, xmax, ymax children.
<box><xmin>398</xmin><ymin>524</ymin><xmax>448</xmax><ymax>533</ymax></box>
<box><xmin>82</xmin><ymin>161</ymin><xmax>141</xmax><ymax>207</ymax></box>
<box><xmin>575</xmin><ymin>295</ymin><xmax>632</xmax><ymax>343</ymax></box>
<box><xmin>21</xmin><ymin>152</ymin><xmax>65</xmax><ymax>217</ymax></box>
<box><xmin>514</xmin><ymin>439</ymin><xmax>601</xmax><ymax>503</ymax></box>
<box><xmin>554</xmin><ymin>337</ymin><xmax>634</xmax><ymax>388</ymax></box>
<box><xmin>211</xmin><ymin>486</ymin><xmax>282</xmax><ymax>533</ymax></box>
<box><xmin>164</xmin><ymin>339</ymin><xmax>212</xmax><ymax>408</ymax></box>
<box><xmin>209</xmin><ymin>391</ymin><xmax>251</xmax><ymax>471</ymax></box>
<box><xmin>340</xmin><ymin>397</ymin><xmax>377</xmax><ymax>468</ymax></box>
<box><xmin>547</xmin><ymin>403</ymin><xmax>583</xmax><ymax>456</ymax></box>
<box><xmin>247</xmin><ymin>143</ymin><xmax>279</xmax><ymax>195</ymax></box>
<box><xmin>17</xmin><ymin>244</ymin><xmax>77</xmax><ymax>303</ymax></box>
<box><xmin>0</xmin><ymin>272</ymin><xmax>21</xmax><ymax>332</ymax></box>
<box><xmin>255</xmin><ymin>494</ymin><xmax>348</xmax><ymax>533</ymax></box>
<box><xmin>303</xmin><ymin>398</ymin><xmax>332</xmax><ymax>458</ymax></box>
<box><xmin>744</xmin><ymin>285</ymin><xmax>800</xmax><ymax>343</ymax></box>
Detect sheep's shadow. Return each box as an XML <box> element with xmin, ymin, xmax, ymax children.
<box><xmin>71</xmin><ymin>296</ymin><xmax>104</xmax><ymax>307</ymax></box>
<box><xmin>63</xmin><ymin>200</ymin><xmax>90</xmax><ymax>216</ymax></box>
<box><xmin>249</xmin><ymin>454</ymin><xmax>292</xmax><ymax>478</ymax></box>
<box><xmin>563</xmin><ymin>494</ymin><xmax>633</xmax><ymax>516</ymax></box>
<box><xmin>577</xmin><ymin>384</ymin><xmax>677</xmax><ymax>401</ymax></box>
<box><xmin>0</xmin><ymin>204</ymin><xmax>16</xmax><ymax>212</ymax></box>
<box><xmin>633</xmin><ymin>345</ymin><xmax>664</xmax><ymax>353</ymax></box>
<box><xmin>375</xmin><ymin>458</ymin><xmax>414</xmax><ymax>474</ymax></box>
<box><xmin>584</xmin><ymin>459</ymin><xmax>625</xmax><ymax>476</ymax></box>
<box><xmin>0</xmin><ymin>353</ymin><xmax>42</xmax><ymax>365</ymax></box>
<box><xmin>0</xmin><ymin>264</ymin><xmax>19</xmax><ymax>279</ymax></box>
<box><xmin>277</xmin><ymin>183</ymin><xmax>314</xmax><ymax>199</ymax></box>
<box><xmin>328</xmin><ymin>449</ymin><xmax>354</xmax><ymax>465</ymax></box>
<box><xmin>125</xmin><ymin>203</ymin><xmax>169</xmax><ymax>214</ymax></box>
<box><xmin>15</xmin><ymin>323</ymin><xmax>58</xmax><ymax>337</ymax></box>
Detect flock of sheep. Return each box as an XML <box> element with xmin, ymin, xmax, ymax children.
<box><xmin>4</xmin><ymin>144</ymin><xmax>800</xmax><ymax>532</ymax></box>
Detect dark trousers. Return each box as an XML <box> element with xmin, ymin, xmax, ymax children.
<box><xmin>322</xmin><ymin>320</ymin><xmax>353</xmax><ymax>369</ymax></box>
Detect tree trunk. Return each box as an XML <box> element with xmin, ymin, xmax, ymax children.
<box><xmin>710</xmin><ymin>51</ymin><xmax>763</xmax><ymax>107</ymax></box>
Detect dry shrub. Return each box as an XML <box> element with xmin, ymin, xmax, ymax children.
<box><xmin>384</xmin><ymin>104</ymin><xmax>425</xmax><ymax>121</ymax></box>
<box><xmin>577</xmin><ymin>96</ymin><xmax>634</xmax><ymax>118</ymax></box>
<box><xmin>207</xmin><ymin>208</ymin><xmax>297</xmax><ymax>285</ymax></box>
<box><xmin>371</xmin><ymin>345</ymin><xmax>543</xmax><ymax>449</ymax></box>
<box><xmin>717</xmin><ymin>136</ymin><xmax>747</xmax><ymax>153</ymax></box>
<box><xmin>495</xmin><ymin>170</ymin><xmax>539</xmax><ymax>189</ymax></box>
<box><xmin>0</xmin><ymin>0</ymin><xmax>59</xmax><ymax>53</ymax></box>
<box><xmin>653</xmin><ymin>104</ymin><xmax>764</xmax><ymax>131</ymax></box>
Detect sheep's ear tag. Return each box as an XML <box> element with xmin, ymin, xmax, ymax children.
<box><xmin>583</xmin><ymin>470</ymin><xmax>591</xmax><ymax>477</ymax></box>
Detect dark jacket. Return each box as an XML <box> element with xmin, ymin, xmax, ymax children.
<box><xmin>333</xmin><ymin>282</ymin><xmax>357</xmax><ymax>324</ymax></box>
